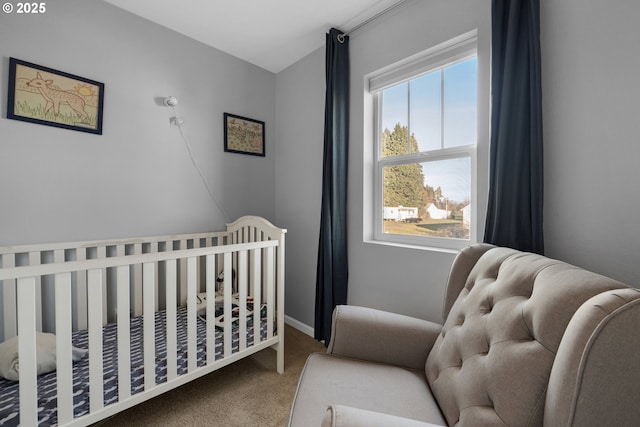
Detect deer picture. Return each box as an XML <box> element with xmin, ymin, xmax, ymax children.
<box><xmin>26</xmin><ymin>72</ymin><xmax>89</xmax><ymax>120</ymax></box>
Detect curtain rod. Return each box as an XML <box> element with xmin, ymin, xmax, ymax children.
<box><xmin>337</xmin><ymin>0</ymin><xmax>409</xmax><ymax>42</ymax></box>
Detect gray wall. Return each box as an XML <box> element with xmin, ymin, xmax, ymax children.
<box><xmin>541</xmin><ymin>0</ymin><xmax>640</xmax><ymax>287</ymax></box>
<box><xmin>0</xmin><ymin>0</ymin><xmax>276</xmax><ymax>246</ymax></box>
<box><xmin>275</xmin><ymin>50</ymin><xmax>325</xmax><ymax>331</ymax></box>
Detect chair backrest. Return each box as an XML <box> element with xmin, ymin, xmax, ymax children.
<box><xmin>441</xmin><ymin>243</ymin><xmax>494</xmax><ymax>322</ymax></box>
<box><xmin>426</xmin><ymin>246</ymin><xmax>627</xmax><ymax>426</ymax></box>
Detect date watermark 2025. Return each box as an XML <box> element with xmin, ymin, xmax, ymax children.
<box><xmin>3</xmin><ymin>2</ymin><xmax>47</xmax><ymax>14</ymax></box>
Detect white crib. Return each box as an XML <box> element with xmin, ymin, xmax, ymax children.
<box><xmin>0</xmin><ymin>216</ymin><xmax>286</xmax><ymax>426</ymax></box>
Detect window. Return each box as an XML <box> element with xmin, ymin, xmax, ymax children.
<box><xmin>371</xmin><ymin>32</ymin><xmax>479</xmax><ymax>250</ymax></box>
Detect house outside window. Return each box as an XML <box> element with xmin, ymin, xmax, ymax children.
<box><xmin>370</xmin><ymin>31</ymin><xmax>481</xmax><ymax>251</ymax></box>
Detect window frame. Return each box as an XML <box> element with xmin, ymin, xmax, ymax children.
<box><xmin>370</xmin><ymin>31</ymin><xmax>480</xmax><ymax>251</ymax></box>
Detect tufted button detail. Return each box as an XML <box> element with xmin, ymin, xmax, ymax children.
<box><xmin>482</xmin><ymin>302</ymin><xmax>493</xmax><ymax>315</ymax></box>
<box><xmin>487</xmin><ymin>394</ymin><xmax>494</xmax><ymax>407</ymax></box>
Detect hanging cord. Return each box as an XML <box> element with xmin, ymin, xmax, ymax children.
<box><xmin>169</xmin><ymin>105</ymin><xmax>230</xmax><ymax>222</ymax></box>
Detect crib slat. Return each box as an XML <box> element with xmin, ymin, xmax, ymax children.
<box><xmin>265</xmin><ymin>247</ymin><xmax>275</xmax><ymax>340</ymax></box>
<box><xmin>50</xmin><ymin>250</ymin><xmax>65</xmax><ymax>335</ymax></box>
<box><xmin>205</xmin><ymin>255</ymin><xmax>215</xmax><ymax>364</ymax></box>
<box><xmin>149</xmin><ymin>242</ymin><xmax>159</xmax><ymax>311</ymax></box>
<box><xmin>28</xmin><ymin>252</ymin><xmax>43</xmax><ymax>332</ymax></box>
<box><xmin>223</xmin><ymin>252</ymin><xmax>232</xmax><ymax>357</ymax></box>
<box><xmin>117</xmin><ymin>265</ymin><xmax>131</xmax><ymax>401</ymax></box>
<box><xmin>143</xmin><ymin>262</ymin><xmax>155</xmax><ymax>390</ymax></box>
<box><xmin>88</xmin><ymin>268</ymin><xmax>104</xmax><ymax>413</ymax></box>
<box><xmin>187</xmin><ymin>257</ymin><xmax>197</xmax><ymax>373</ymax></box>
<box><xmin>1</xmin><ymin>254</ymin><xmax>17</xmax><ymax>340</ymax></box>
<box><xmin>97</xmin><ymin>246</ymin><xmax>107</xmax><ymax>326</ymax></box>
<box><xmin>55</xmin><ymin>272</ymin><xmax>74</xmax><ymax>425</ymax></box>
<box><xmin>53</xmin><ymin>249</ymin><xmax>65</xmax><ymax>263</ymax></box>
<box><xmin>251</xmin><ymin>249</ymin><xmax>262</xmax><ymax>345</ymax></box>
<box><xmin>165</xmin><ymin>259</ymin><xmax>178</xmax><ymax>381</ymax></box>
<box><xmin>276</xmin><ymin>243</ymin><xmax>285</xmax><ymax>374</ymax></box>
<box><xmin>75</xmin><ymin>248</ymin><xmax>88</xmax><ymax>331</ymax></box>
<box><xmin>193</xmin><ymin>238</ymin><xmax>202</xmax><ymax>293</ymax></box>
<box><xmin>179</xmin><ymin>239</ymin><xmax>187</xmax><ymax>306</ymax></box>
<box><xmin>17</xmin><ymin>276</ymin><xmax>38</xmax><ymax>427</ymax></box>
<box><xmin>132</xmin><ymin>243</ymin><xmax>143</xmax><ymax>317</ymax></box>
<box><xmin>238</xmin><ymin>250</ymin><xmax>247</xmax><ymax>351</ymax></box>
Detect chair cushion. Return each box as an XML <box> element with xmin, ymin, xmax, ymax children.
<box><xmin>425</xmin><ymin>247</ymin><xmax>625</xmax><ymax>426</ymax></box>
<box><xmin>289</xmin><ymin>352</ymin><xmax>447</xmax><ymax>426</ymax></box>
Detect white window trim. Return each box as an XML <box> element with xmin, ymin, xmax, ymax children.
<box><xmin>368</xmin><ymin>30</ymin><xmax>482</xmax><ymax>252</ymax></box>
<box><xmin>369</xmin><ymin>30</ymin><xmax>478</xmax><ymax>92</ymax></box>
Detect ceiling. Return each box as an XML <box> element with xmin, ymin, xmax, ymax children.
<box><xmin>103</xmin><ymin>0</ymin><xmax>403</xmax><ymax>74</ymax></box>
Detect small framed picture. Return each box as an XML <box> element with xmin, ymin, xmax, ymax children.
<box><xmin>224</xmin><ymin>113</ymin><xmax>265</xmax><ymax>157</ymax></box>
<box><xmin>7</xmin><ymin>57</ymin><xmax>104</xmax><ymax>135</ymax></box>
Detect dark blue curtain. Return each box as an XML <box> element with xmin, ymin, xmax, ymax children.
<box><xmin>315</xmin><ymin>28</ymin><xmax>349</xmax><ymax>343</ymax></box>
<box><xmin>484</xmin><ymin>0</ymin><xmax>544</xmax><ymax>254</ymax></box>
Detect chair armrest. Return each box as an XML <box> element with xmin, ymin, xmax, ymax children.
<box><xmin>544</xmin><ymin>288</ymin><xmax>640</xmax><ymax>426</ymax></box>
<box><xmin>326</xmin><ymin>305</ymin><xmax>442</xmax><ymax>371</ymax></box>
<box><xmin>322</xmin><ymin>405</ymin><xmax>446</xmax><ymax>427</ymax></box>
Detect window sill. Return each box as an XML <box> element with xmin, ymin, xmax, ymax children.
<box><xmin>364</xmin><ymin>238</ymin><xmax>461</xmax><ymax>254</ymax></box>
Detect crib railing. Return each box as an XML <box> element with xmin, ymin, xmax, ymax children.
<box><xmin>0</xmin><ymin>216</ymin><xmax>286</xmax><ymax>426</ymax></box>
<box><xmin>0</xmin><ymin>230</ymin><xmax>232</xmax><ymax>341</ymax></box>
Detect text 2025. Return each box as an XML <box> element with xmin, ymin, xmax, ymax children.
<box><xmin>16</xmin><ymin>2</ymin><xmax>46</xmax><ymax>13</ymax></box>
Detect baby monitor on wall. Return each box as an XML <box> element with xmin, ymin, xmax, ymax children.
<box><xmin>164</xmin><ymin>96</ymin><xmax>178</xmax><ymax>107</ymax></box>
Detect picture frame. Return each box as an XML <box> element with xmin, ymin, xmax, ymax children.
<box><xmin>223</xmin><ymin>113</ymin><xmax>265</xmax><ymax>157</ymax></box>
<box><xmin>7</xmin><ymin>57</ymin><xmax>104</xmax><ymax>135</ymax></box>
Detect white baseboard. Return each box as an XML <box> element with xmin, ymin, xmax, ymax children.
<box><xmin>284</xmin><ymin>315</ymin><xmax>314</xmax><ymax>337</ymax></box>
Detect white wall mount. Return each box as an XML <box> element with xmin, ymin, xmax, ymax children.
<box><xmin>164</xmin><ymin>96</ymin><xmax>178</xmax><ymax>107</ymax></box>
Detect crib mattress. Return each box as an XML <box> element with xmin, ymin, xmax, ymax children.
<box><xmin>0</xmin><ymin>307</ymin><xmax>268</xmax><ymax>426</ymax></box>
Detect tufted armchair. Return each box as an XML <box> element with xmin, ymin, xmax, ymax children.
<box><xmin>288</xmin><ymin>244</ymin><xmax>640</xmax><ymax>426</ymax></box>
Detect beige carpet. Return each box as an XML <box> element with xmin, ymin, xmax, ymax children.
<box><xmin>93</xmin><ymin>325</ymin><xmax>325</xmax><ymax>427</ymax></box>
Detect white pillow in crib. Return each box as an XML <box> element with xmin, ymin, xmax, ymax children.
<box><xmin>0</xmin><ymin>332</ymin><xmax>88</xmax><ymax>381</ymax></box>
